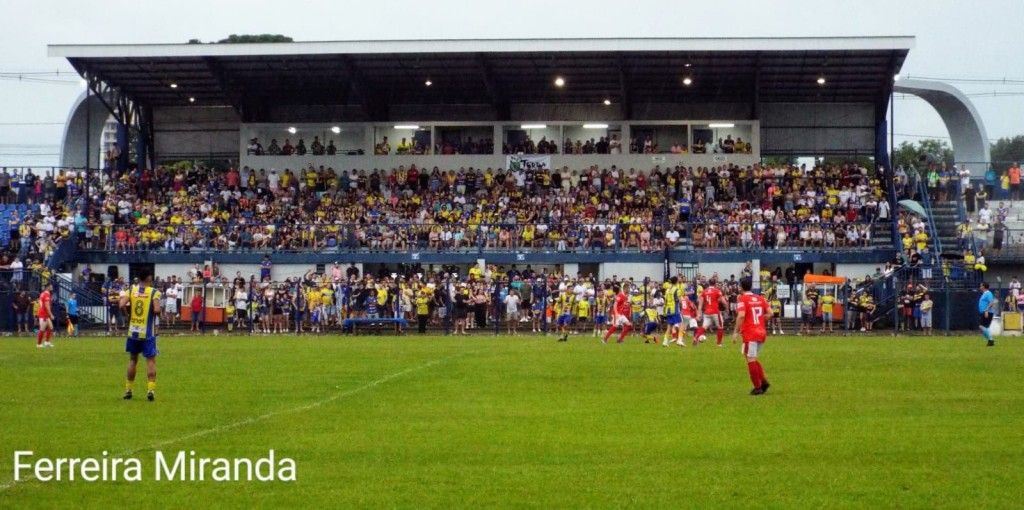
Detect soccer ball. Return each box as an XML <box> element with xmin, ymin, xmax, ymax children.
<box><xmin>698</xmin><ymin>334</ymin><xmax>707</xmax><ymax>343</ymax></box>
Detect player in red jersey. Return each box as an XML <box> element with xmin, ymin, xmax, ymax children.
<box><xmin>696</xmin><ymin>281</ymin><xmax>729</xmax><ymax>346</ymax></box>
<box><xmin>602</xmin><ymin>284</ymin><xmax>633</xmax><ymax>344</ymax></box>
<box><xmin>732</xmin><ymin>278</ymin><xmax>771</xmax><ymax>395</ymax></box>
<box><xmin>37</xmin><ymin>284</ymin><xmax>55</xmax><ymax>348</ymax></box>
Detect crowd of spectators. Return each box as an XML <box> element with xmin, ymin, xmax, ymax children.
<box><xmin>67</xmin><ymin>161</ymin><xmax>894</xmax><ymax>254</ymax></box>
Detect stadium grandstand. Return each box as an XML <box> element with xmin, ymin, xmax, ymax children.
<box><xmin>0</xmin><ymin>36</ymin><xmax>1013</xmax><ymax>335</ymax></box>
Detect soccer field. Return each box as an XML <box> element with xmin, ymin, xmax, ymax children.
<box><xmin>1</xmin><ymin>334</ymin><xmax>1021</xmax><ymax>508</ymax></box>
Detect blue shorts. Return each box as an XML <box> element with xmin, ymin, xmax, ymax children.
<box><xmin>644</xmin><ymin>322</ymin><xmax>658</xmax><ymax>335</ymax></box>
<box><xmin>594</xmin><ymin>315</ymin><xmax>606</xmax><ymax>325</ymax></box>
<box><xmin>126</xmin><ymin>337</ymin><xmax>158</xmax><ymax>358</ymax></box>
<box><xmin>558</xmin><ymin>313</ymin><xmax>572</xmax><ymax>326</ymax></box>
<box><xmin>666</xmin><ymin>312</ymin><xmax>682</xmax><ymax>326</ymax></box>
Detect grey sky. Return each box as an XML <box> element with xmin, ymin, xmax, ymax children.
<box><xmin>1</xmin><ymin>0</ymin><xmax>1021</xmax><ymax>167</ymax></box>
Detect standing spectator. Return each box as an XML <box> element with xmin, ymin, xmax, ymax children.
<box><xmin>13</xmin><ymin>290</ymin><xmax>31</xmax><ymax>334</ymax></box>
<box><xmin>1009</xmin><ymin>162</ymin><xmax>1022</xmax><ymax>201</ymax></box>
<box><xmin>920</xmin><ymin>294</ymin><xmax>933</xmax><ymax>335</ymax></box>
<box><xmin>190</xmin><ymin>292</ymin><xmax>204</xmax><ymax>332</ymax></box>
<box><xmin>504</xmin><ymin>290</ymin><xmax>521</xmax><ymax>336</ymax></box>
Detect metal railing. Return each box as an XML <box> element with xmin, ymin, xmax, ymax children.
<box><xmin>74</xmin><ymin>221</ymin><xmax>891</xmax><ymax>254</ymax></box>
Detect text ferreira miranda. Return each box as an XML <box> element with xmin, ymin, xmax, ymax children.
<box><xmin>14</xmin><ymin>450</ymin><xmax>296</xmax><ymax>482</ymax></box>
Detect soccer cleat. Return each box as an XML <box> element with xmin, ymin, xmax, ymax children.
<box><xmin>147</xmin><ymin>390</ymin><xmax>155</xmax><ymax>401</ymax></box>
<box><xmin>760</xmin><ymin>380</ymin><xmax>771</xmax><ymax>393</ymax></box>
<box><xmin>36</xmin><ymin>344</ymin><xmax>43</xmax><ymax>348</ymax></box>
<box><xmin>123</xmin><ymin>390</ymin><xmax>133</xmax><ymax>400</ymax></box>
<box><xmin>750</xmin><ymin>387</ymin><xmax>765</xmax><ymax>396</ymax></box>
<box><xmin>558</xmin><ymin>334</ymin><xmax>568</xmax><ymax>342</ymax></box>
<box><xmin>987</xmin><ymin>340</ymin><xmax>995</xmax><ymax>347</ymax></box>
<box><xmin>45</xmin><ymin>342</ymin><xmax>54</xmax><ymax>348</ymax></box>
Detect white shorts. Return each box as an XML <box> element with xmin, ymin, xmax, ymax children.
<box><xmin>165</xmin><ymin>299</ymin><xmax>178</xmax><ymax>314</ymax></box>
<box><xmin>702</xmin><ymin>313</ymin><xmax>724</xmax><ymax>329</ymax></box>
<box><xmin>613</xmin><ymin>315</ymin><xmax>632</xmax><ymax>327</ymax></box>
<box><xmin>682</xmin><ymin>316</ymin><xmax>698</xmax><ymax>329</ymax></box>
<box><xmin>742</xmin><ymin>341</ymin><xmax>764</xmax><ymax>358</ymax></box>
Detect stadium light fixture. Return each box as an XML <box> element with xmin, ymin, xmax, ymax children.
<box><xmin>682</xmin><ymin>77</ymin><xmax>693</xmax><ymax>86</ymax></box>
<box><xmin>583</xmin><ymin>123</ymin><xmax>609</xmax><ymax>129</ymax></box>
<box><xmin>287</xmin><ymin>126</ymin><xmax>297</xmax><ymax>134</ymax></box>
<box><xmin>331</xmin><ymin>126</ymin><xmax>341</xmax><ymax>134</ymax></box>
<box><xmin>554</xmin><ymin>76</ymin><xmax>565</xmax><ymax>87</ymax></box>
<box><xmin>520</xmin><ymin>124</ymin><xmax>547</xmax><ymax>129</ymax></box>
<box><xmin>709</xmin><ymin>123</ymin><xmax>735</xmax><ymax>128</ymax></box>
<box><xmin>685</xmin><ymin>63</ymin><xmax>692</xmax><ymax>68</ymax></box>
<box><xmin>169</xmin><ymin>83</ymin><xmax>178</xmax><ymax>89</ymax></box>
<box><xmin>393</xmin><ymin>124</ymin><xmax>420</xmax><ymax>130</ymax></box>
<box><xmin>188</xmin><ymin>96</ymin><xmax>195</xmax><ymax>103</ymax></box>
<box><xmin>603</xmin><ymin>99</ymin><xmax>612</xmax><ymax>106</ymax></box>
<box><xmin>424</xmin><ymin>79</ymin><xmax>432</xmax><ymax>87</ymax></box>
<box><xmin>817</xmin><ymin>76</ymin><xmax>826</xmax><ymax>85</ymax></box>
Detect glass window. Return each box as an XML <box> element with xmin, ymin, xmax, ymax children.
<box><xmin>629</xmin><ymin>125</ymin><xmax>689</xmax><ymax>154</ymax></box>
<box><xmin>502</xmin><ymin>124</ymin><xmax>561</xmax><ymax>154</ymax></box>
<box><xmin>692</xmin><ymin>123</ymin><xmax>754</xmax><ymax>154</ymax></box>
<box><xmin>374</xmin><ymin>126</ymin><xmax>431</xmax><ymax>155</ymax></box>
<box><xmin>561</xmin><ymin>124</ymin><xmax>622</xmax><ymax>155</ymax></box>
<box><xmin>435</xmin><ymin>126</ymin><xmax>494</xmax><ymax>155</ymax></box>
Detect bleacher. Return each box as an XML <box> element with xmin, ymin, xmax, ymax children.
<box><xmin>0</xmin><ymin>203</ymin><xmax>40</xmax><ymax>248</ymax></box>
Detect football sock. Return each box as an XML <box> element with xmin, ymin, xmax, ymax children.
<box><xmin>147</xmin><ymin>381</ymin><xmax>156</xmax><ymax>392</ymax></box>
<box><xmin>982</xmin><ymin>327</ymin><xmax>992</xmax><ymax>342</ymax></box>
<box><xmin>618</xmin><ymin>325</ymin><xmax>632</xmax><ymax>342</ymax></box>
<box><xmin>716</xmin><ymin>328</ymin><xmax>724</xmax><ymax>344</ymax></box>
<box><xmin>125</xmin><ymin>380</ymin><xmax>133</xmax><ymax>391</ymax></box>
<box><xmin>45</xmin><ymin>329</ymin><xmax>53</xmax><ymax>342</ymax></box>
<box><xmin>695</xmin><ymin>327</ymin><xmax>705</xmax><ymax>340</ymax></box>
<box><xmin>603</xmin><ymin>326</ymin><xmax>617</xmax><ymax>343</ymax></box>
<box><xmin>754</xmin><ymin>361</ymin><xmax>766</xmax><ymax>383</ymax></box>
<box><xmin>747</xmin><ymin>361</ymin><xmax>762</xmax><ymax>388</ymax></box>
<box><xmin>37</xmin><ymin>330</ymin><xmax>44</xmax><ymax>345</ymax></box>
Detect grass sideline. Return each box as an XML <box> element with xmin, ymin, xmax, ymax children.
<box><xmin>0</xmin><ymin>334</ymin><xmax>1021</xmax><ymax>508</ymax></box>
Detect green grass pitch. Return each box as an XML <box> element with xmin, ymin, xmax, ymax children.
<box><xmin>0</xmin><ymin>333</ymin><xmax>1022</xmax><ymax>508</ymax></box>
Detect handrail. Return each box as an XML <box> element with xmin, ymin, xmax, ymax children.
<box><xmin>74</xmin><ymin>221</ymin><xmax>889</xmax><ymax>254</ymax></box>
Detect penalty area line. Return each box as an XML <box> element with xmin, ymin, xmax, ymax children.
<box><xmin>0</xmin><ymin>347</ymin><xmax>481</xmax><ymax>493</ymax></box>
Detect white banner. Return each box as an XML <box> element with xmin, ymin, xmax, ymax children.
<box><xmin>506</xmin><ymin>154</ymin><xmax>551</xmax><ymax>171</ymax></box>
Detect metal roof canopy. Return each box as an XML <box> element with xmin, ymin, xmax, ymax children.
<box><xmin>49</xmin><ymin>37</ymin><xmax>912</xmax><ymax>121</ymax></box>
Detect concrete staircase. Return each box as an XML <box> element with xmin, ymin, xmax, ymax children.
<box><xmin>930</xmin><ymin>201</ymin><xmax>959</xmax><ymax>253</ymax></box>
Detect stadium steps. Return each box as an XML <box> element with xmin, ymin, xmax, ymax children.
<box><xmin>930</xmin><ymin>201</ymin><xmax>961</xmax><ymax>251</ymax></box>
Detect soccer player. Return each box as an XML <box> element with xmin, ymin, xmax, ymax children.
<box><xmin>697</xmin><ymin>280</ymin><xmax>729</xmax><ymax>346</ymax></box>
<box><xmin>733</xmin><ymin>278</ymin><xmax>771</xmax><ymax>395</ymax></box>
<box><xmin>978</xmin><ymin>282</ymin><xmax>996</xmax><ymax>347</ymax></box>
<box><xmin>592</xmin><ymin>289</ymin><xmax>608</xmax><ymax>337</ymax></box>
<box><xmin>36</xmin><ymin>283</ymin><xmax>54</xmax><ymax>348</ymax></box>
<box><xmin>575</xmin><ymin>292</ymin><xmax>591</xmax><ymax>335</ymax></box>
<box><xmin>662</xmin><ymin>277</ymin><xmax>685</xmax><ymax>347</ymax></box>
<box><xmin>602</xmin><ymin>284</ymin><xmax>633</xmax><ymax>344</ymax></box>
<box><xmin>642</xmin><ymin>303</ymin><xmax>661</xmax><ymax>344</ymax></box>
<box><xmin>121</xmin><ymin>274</ymin><xmax>162</xmax><ymax>401</ymax></box>
<box><xmin>556</xmin><ymin>291</ymin><xmax>575</xmax><ymax>342</ymax></box>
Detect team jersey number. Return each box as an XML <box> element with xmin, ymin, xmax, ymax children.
<box><xmin>750</xmin><ymin>306</ymin><xmax>764</xmax><ymax>325</ymax></box>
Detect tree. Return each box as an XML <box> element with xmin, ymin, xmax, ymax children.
<box><xmin>185</xmin><ymin>34</ymin><xmax>293</xmax><ymax>44</ymax></box>
<box><xmin>990</xmin><ymin>135</ymin><xmax>1024</xmax><ymax>172</ymax></box>
<box><xmin>217</xmin><ymin>34</ymin><xmax>293</xmax><ymax>44</ymax></box>
<box><xmin>892</xmin><ymin>139</ymin><xmax>954</xmax><ymax>175</ymax></box>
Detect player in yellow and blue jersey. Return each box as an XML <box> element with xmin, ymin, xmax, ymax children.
<box><xmin>120</xmin><ymin>273</ymin><xmax>162</xmax><ymax>401</ymax></box>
